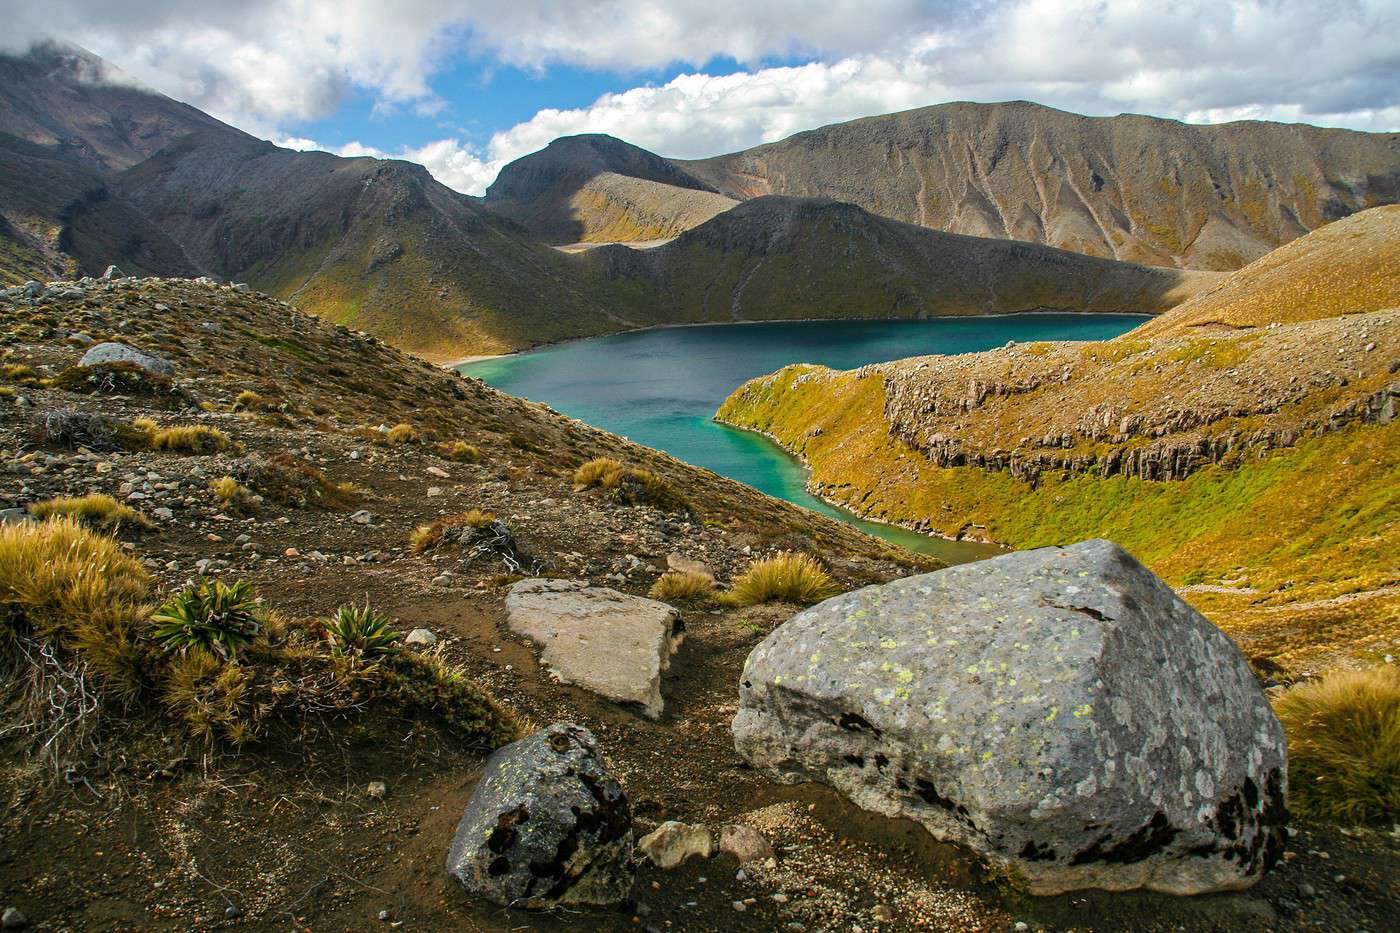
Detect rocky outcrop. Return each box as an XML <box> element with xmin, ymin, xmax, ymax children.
<box><xmin>732</xmin><ymin>539</ymin><xmax>1288</xmax><ymax>895</ymax></box>
<box><xmin>446</xmin><ymin>723</ymin><xmax>634</xmax><ymax>908</ymax></box>
<box><xmin>505</xmin><ymin>578</ymin><xmax>683</xmax><ymax>718</ymax></box>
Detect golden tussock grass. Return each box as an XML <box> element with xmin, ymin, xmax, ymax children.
<box><xmin>723</xmin><ymin>552</ymin><xmax>840</xmax><ymax>607</ymax></box>
<box><xmin>27</xmin><ymin>493</ymin><xmax>152</xmax><ymax>530</ymax></box>
<box><xmin>1274</xmin><ymin>666</ymin><xmax>1400</xmax><ymax>824</ymax></box>
<box><xmin>648</xmin><ymin>570</ymin><xmax>715</xmax><ymax>603</ymax></box>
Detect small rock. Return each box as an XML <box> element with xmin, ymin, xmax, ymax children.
<box><xmin>377</xmin><ymin>909</ymin><xmax>390</xmax><ymax>921</ymax></box>
<box><xmin>1299</xmin><ymin>883</ymin><xmax>1316</xmax><ymax>898</ymax></box>
<box><xmin>284</xmin><ymin>547</ymin><xmax>300</xmax><ymax>558</ymax></box>
<box><xmin>1</xmin><ymin>907</ymin><xmax>28</xmax><ymax>929</ymax></box>
<box><xmin>666</xmin><ymin>552</ymin><xmax>714</xmax><ymax>580</ymax></box>
<box><xmin>718</xmin><ymin>824</ymin><xmax>774</xmax><ymax>863</ymax></box>
<box><xmin>1014</xmin><ymin>923</ymin><xmax>1029</xmax><ymax>932</ymax></box>
<box><xmin>426</xmin><ymin>466</ymin><xmax>449</xmax><ymax>478</ymax></box>
<box><xmin>446</xmin><ymin>723</ymin><xmax>634</xmax><ymax>908</ymax></box>
<box><xmin>405</xmin><ymin>628</ymin><xmax>438</xmax><ymax>647</ymax></box>
<box><xmin>350</xmin><ymin>510</ymin><xmax>375</xmax><ymax>525</ymax></box>
<box><xmin>224</xmin><ymin>905</ymin><xmax>241</xmax><ymax>920</ymax></box>
<box><xmin>639</xmin><ymin>821</ymin><xmax>716</xmax><ymax>869</ymax></box>
<box><xmin>102</xmin><ymin>264</ymin><xmax>124</xmax><ymax>280</ymax></box>
<box><xmin>431</xmin><ymin>573</ymin><xmax>453</xmax><ymax>587</ymax></box>
<box><xmin>0</xmin><ymin>508</ymin><xmax>33</xmax><ymax>525</ymax></box>
<box><xmin>367</xmin><ymin>781</ymin><xmax>387</xmax><ymax>800</ymax></box>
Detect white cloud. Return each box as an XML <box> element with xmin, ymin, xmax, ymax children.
<box><xmin>7</xmin><ymin>0</ymin><xmax>1399</xmax><ymax>195</ymax></box>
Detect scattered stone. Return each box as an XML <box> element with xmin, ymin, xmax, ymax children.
<box><xmin>639</xmin><ymin>821</ymin><xmax>716</xmax><ymax>868</ymax></box>
<box><xmin>349</xmin><ymin>509</ymin><xmax>375</xmax><ymax>525</ymax></box>
<box><xmin>666</xmin><ymin>552</ymin><xmax>714</xmax><ymax>580</ymax></box>
<box><xmin>102</xmin><ymin>264</ymin><xmax>123</xmax><ymax>280</ymax></box>
<box><xmin>431</xmin><ymin>573</ymin><xmax>453</xmax><ymax>587</ymax></box>
<box><xmin>505</xmin><ymin>579</ymin><xmax>684</xmax><ymax>719</ymax></box>
<box><xmin>0</xmin><ymin>508</ymin><xmax>33</xmax><ymax>525</ymax></box>
<box><xmin>445</xmin><ymin>723</ymin><xmax>634</xmax><ymax>908</ymax></box>
<box><xmin>718</xmin><ymin>823</ymin><xmax>774</xmax><ymax>863</ymax></box>
<box><xmin>377</xmin><ymin>909</ymin><xmax>390</xmax><ymax>921</ymax></box>
<box><xmin>78</xmin><ymin>342</ymin><xmax>175</xmax><ymax>377</ymax></box>
<box><xmin>224</xmin><ymin>905</ymin><xmax>241</xmax><ymax>920</ymax></box>
<box><xmin>405</xmin><ymin>628</ymin><xmax>438</xmax><ymax>647</ymax></box>
<box><xmin>732</xmin><ymin>540</ymin><xmax>1288</xmax><ymax>895</ymax></box>
<box><xmin>1</xmin><ymin>907</ymin><xmax>28</xmax><ymax>929</ymax></box>
<box><xmin>426</xmin><ymin>465</ymin><xmax>449</xmax><ymax>478</ymax></box>
<box><xmin>367</xmin><ymin>781</ymin><xmax>387</xmax><ymax>800</ymax></box>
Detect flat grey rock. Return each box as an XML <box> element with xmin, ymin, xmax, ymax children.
<box><xmin>506</xmin><ymin>578</ymin><xmax>683</xmax><ymax>718</ymax></box>
<box><xmin>446</xmin><ymin>723</ymin><xmax>634</xmax><ymax>908</ymax></box>
<box><xmin>732</xmin><ymin>539</ymin><xmax>1286</xmax><ymax>895</ymax></box>
<box><xmin>78</xmin><ymin>342</ymin><xmax>174</xmax><ymax>377</ymax></box>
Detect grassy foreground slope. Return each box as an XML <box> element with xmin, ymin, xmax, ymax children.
<box><xmin>718</xmin><ymin>207</ymin><xmax>1400</xmax><ymax>672</ymax></box>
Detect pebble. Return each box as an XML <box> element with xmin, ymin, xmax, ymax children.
<box><xmin>732</xmin><ymin>901</ymin><xmax>746</xmax><ymax>912</ymax></box>
<box><xmin>1014</xmin><ymin>923</ymin><xmax>1029</xmax><ymax>932</ymax></box>
<box><xmin>224</xmin><ymin>905</ymin><xmax>241</xmax><ymax>919</ymax></box>
<box><xmin>1</xmin><ymin>907</ymin><xmax>28</xmax><ymax>929</ymax></box>
<box><xmin>378</xmin><ymin>909</ymin><xmax>391</xmax><ymax>921</ymax></box>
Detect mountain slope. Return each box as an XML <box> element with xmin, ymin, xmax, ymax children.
<box><xmin>0</xmin><ymin>132</ymin><xmax>199</xmax><ymax>284</ymax></box>
<box><xmin>665</xmin><ymin>101</ymin><xmax>1398</xmax><ymax>270</ymax></box>
<box><xmin>0</xmin><ymin>41</ymin><xmax>238</xmax><ymax>173</ymax></box>
<box><xmin>716</xmin><ymin>205</ymin><xmax>1400</xmax><ymax>671</ymax></box>
<box><xmin>578</xmin><ymin>196</ymin><xmax>1218</xmax><ymax>324</ymax></box>
<box><xmin>114</xmin><ymin>130</ymin><xmax>625</xmax><ymax>359</ymax></box>
<box><xmin>1135</xmin><ymin>204</ymin><xmax>1400</xmax><ymax>336</ymax></box>
<box><xmin>484</xmin><ymin>134</ymin><xmax>734</xmax><ymax>243</ymax></box>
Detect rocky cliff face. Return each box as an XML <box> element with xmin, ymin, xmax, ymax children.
<box><xmin>680</xmin><ymin>101</ymin><xmax>1400</xmax><ymax>270</ymax></box>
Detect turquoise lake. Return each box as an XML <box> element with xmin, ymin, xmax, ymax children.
<box><xmin>461</xmin><ymin>315</ymin><xmax>1147</xmax><ymax>562</ymax></box>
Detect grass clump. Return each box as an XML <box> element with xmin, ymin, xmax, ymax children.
<box><xmin>573</xmin><ymin>457</ymin><xmax>688</xmax><ymax>511</ymax></box>
<box><xmin>149</xmin><ymin>578</ymin><xmax>262</xmax><ymax>660</ymax></box>
<box><xmin>28</xmin><ymin>493</ymin><xmax>152</xmax><ymax>530</ymax></box>
<box><xmin>439</xmin><ymin>440</ymin><xmax>484</xmax><ymax>463</ymax></box>
<box><xmin>326</xmin><ymin>603</ymin><xmax>401</xmax><ymax>661</ymax></box>
<box><xmin>410</xmin><ymin>509</ymin><xmax>496</xmax><ymax>553</ymax></box>
<box><xmin>1274</xmin><ymin>666</ymin><xmax>1400</xmax><ymax>824</ymax></box>
<box><xmin>210</xmin><ymin>476</ymin><xmax>258</xmax><ymax>512</ymax></box>
<box><xmin>649</xmin><ymin>571</ymin><xmax>715</xmax><ymax>603</ymax></box>
<box><xmin>51</xmin><ymin>361</ymin><xmax>174</xmax><ymax>396</ymax></box>
<box><xmin>151</xmin><ymin>424</ymin><xmax>234</xmax><ymax>454</ymax></box>
<box><xmin>724</xmin><ymin>552</ymin><xmax>840</xmax><ymax>607</ymax></box>
<box><xmin>386</xmin><ymin>422</ymin><xmax>418</xmax><ymax>445</ymax></box>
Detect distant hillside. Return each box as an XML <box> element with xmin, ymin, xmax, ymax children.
<box><xmin>579</xmin><ymin>196</ymin><xmax>1217</xmax><ymax>323</ymax></box>
<box><xmin>716</xmin><ymin>205</ymin><xmax>1400</xmax><ymax>672</ymax></box>
<box><xmin>681</xmin><ymin>102</ymin><xmax>1399</xmax><ymax>270</ymax></box>
<box><xmin>0</xmin><ymin>41</ymin><xmax>236</xmax><ymax>173</ymax></box>
<box><xmin>0</xmin><ymin>132</ymin><xmax>199</xmax><ymax>283</ymax></box>
<box><xmin>1135</xmin><ymin>204</ymin><xmax>1400</xmax><ymax>336</ymax></box>
<box><xmin>484</xmin><ymin>134</ymin><xmax>735</xmax><ymax>243</ymax></box>
<box><xmin>114</xmin><ymin>131</ymin><xmax>625</xmax><ymax>360</ymax></box>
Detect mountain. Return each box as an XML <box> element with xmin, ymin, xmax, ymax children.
<box><xmin>716</xmin><ymin>204</ymin><xmax>1400</xmax><ymax>673</ymax></box>
<box><xmin>0</xmin><ymin>41</ymin><xmax>234</xmax><ymax>173</ymax></box>
<box><xmin>0</xmin><ymin>132</ymin><xmax>199</xmax><ymax>282</ymax></box>
<box><xmin>493</xmin><ymin>102</ymin><xmax>1399</xmax><ymax>269</ymax></box>
<box><xmin>112</xmin><ymin>130</ymin><xmax>625</xmax><ymax>359</ymax></box>
<box><xmin>484</xmin><ymin>134</ymin><xmax>736</xmax><ymax>244</ymax></box>
<box><xmin>578</xmin><ymin>196</ymin><xmax>1217</xmax><ymax>323</ymax></box>
<box><xmin>1134</xmin><ymin>204</ymin><xmax>1400</xmax><ymax>336</ymax></box>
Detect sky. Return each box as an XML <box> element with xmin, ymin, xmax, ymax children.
<box><xmin>6</xmin><ymin>0</ymin><xmax>1399</xmax><ymax>195</ymax></box>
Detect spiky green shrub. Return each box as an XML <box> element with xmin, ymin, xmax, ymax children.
<box><xmin>326</xmin><ymin>603</ymin><xmax>401</xmax><ymax>660</ymax></box>
<box><xmin>649</xmin><ymin>570</ymin><xmax>715</xmax><ymax>603</ymax></box>
<box><xmin>149</xmin><ymin>579</ymin><xmax>261</xmax><ymax>659</ymax></box>
<box><xmin>1274</xmin><ymin>666</ymin><xmax>1400</xmax><ymax>824</ymax></box>
<box><xmin>28</xmin><ymin>493</ymin><xmax>152</xmax><ymax>530</ymax></box>
<box><xmin>724</xmin><ymin>552</ymin><xmax>840</xmax><ymax>607</ymax></box>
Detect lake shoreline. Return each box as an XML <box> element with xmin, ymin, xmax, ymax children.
<box><xmin>713</xmin><ymin>414</ymin><xmax>1007</xmax><ymax>561</ymax></box>
<box><xmin>440</xmin><ymin>309</ymin><xmax>1155</xmax><ymax>370</ymax></box>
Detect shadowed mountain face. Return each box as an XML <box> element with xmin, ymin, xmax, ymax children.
<box><xmin>578</xmin><ymin>196</ymin><xmax>1217</xmax><ymax>323</ymax></box>
<box><xmin>0</xmin><ymin>41</ymin><xmax>237</xmax><ymax>174</ymax></box>
<box><xmin>679</xmin><ymin>102</ymin><xmax>1400</xmax><ymax>270</ymax></box>
<box><xmin>484</xmin><ymin>134</ymin><xmax>735</xmax><ymax>244</ymax></box>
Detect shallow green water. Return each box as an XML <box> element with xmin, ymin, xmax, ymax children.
<box><xmin>462</xmin><ymin>315</ymin><xmax>1146</xmax><ymax>562</ymax></box>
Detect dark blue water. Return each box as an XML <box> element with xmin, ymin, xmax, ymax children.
<box><xmin>462</xmin><ymin>315</ymin><xmax>1146</xmax><ymax>561</ymax></box>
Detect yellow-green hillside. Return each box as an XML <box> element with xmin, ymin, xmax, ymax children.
<box><xmin>717</xmin><ymin>210</ymin><xmax>1400</xmax><ymax>673</ymax></box>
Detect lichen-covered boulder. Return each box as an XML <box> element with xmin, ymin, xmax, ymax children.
<box><xmin>732</xmin><ymin>539</ymin><xmax>1287</xmax><ymax>895</ymax></box>
<box><xmin>78</xmin><ymin>342</ymin><xmax>174</xmax><ymax>377</ymax></box>
<box><xmin>446</xmin><ymin>723</ymin><xmax>634</xmax><ymax>908</ymax></box>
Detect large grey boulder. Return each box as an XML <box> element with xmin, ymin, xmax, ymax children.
<box><xmin>732</xmin><ymin>539</ymin><xmax>1286</xmax><ymax>896</ymax></box>
<box><xmin>78</xmin><ymin>342</ymin><xmax>174</xmax><ymax>377</ymax></box>
<box><xmin>505</xmin><ymin>579</ymin><xmax>683</xmax><ymax>718</ymax></box>
<box><xmin>446</xmin><ymin>723</ymin><xmax>634</xmax><ymax>908</ymax></box>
